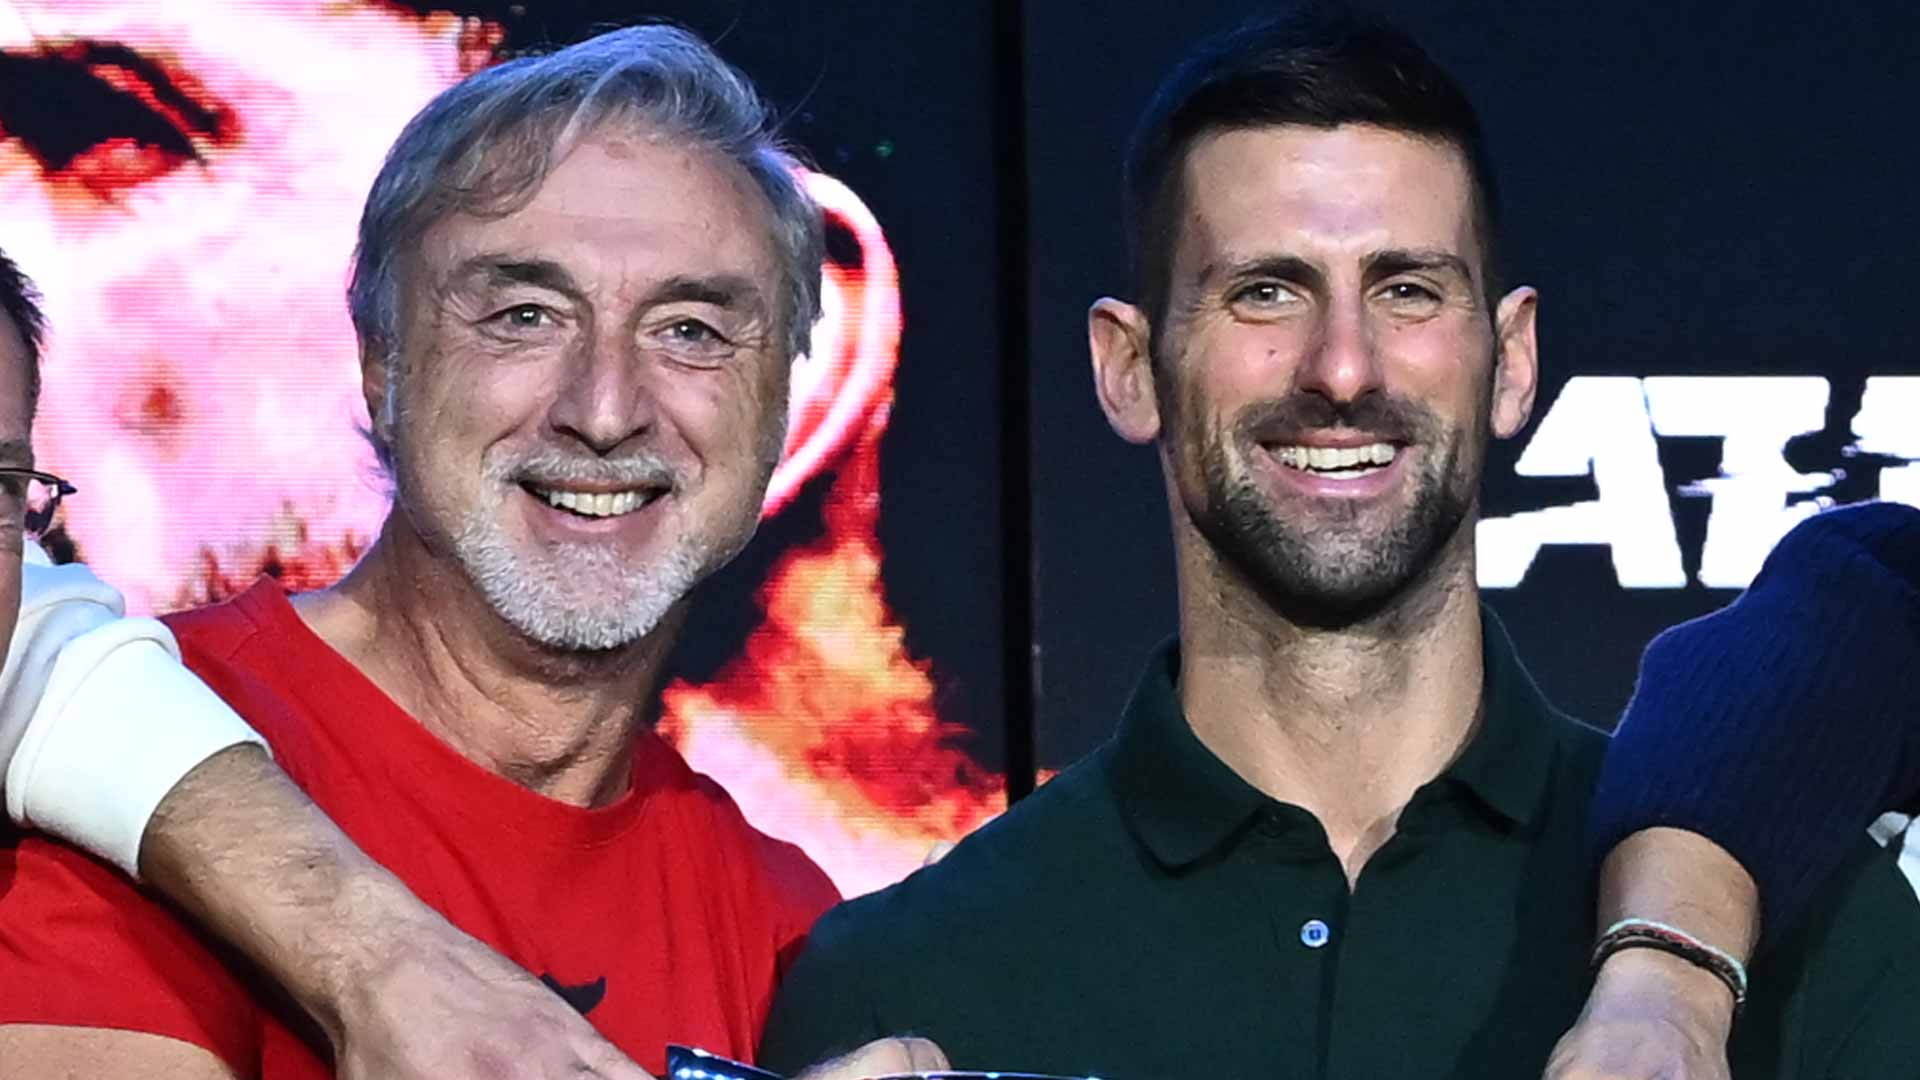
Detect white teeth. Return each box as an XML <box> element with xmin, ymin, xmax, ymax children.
<box><xmin>1272</xmin><ymin>442</ymin><xmax>1398</xmax><ymax>473</ymax></box>
<box><xmin>539</xmin><ymin>487</ymin><xmax>652</xmax><ymax>517</ymax></box>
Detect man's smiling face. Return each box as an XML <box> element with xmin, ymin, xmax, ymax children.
<box><xmin>1151</xmin><ymin>123</ymin><xmax>1535</xmax><ymax>624</ymax></box>
<box><xmin>386</xmin><ymin>128</ymin><xmax>791</xmax><ymax>652</ymax></box>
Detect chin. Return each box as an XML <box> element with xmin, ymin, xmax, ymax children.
<box><xmin>497</xmin><ymin>589</ymin><xmax>680</xmax><ymax>654</ymax></box>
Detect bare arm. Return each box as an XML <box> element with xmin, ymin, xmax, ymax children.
<box><xmin>0</xmin><ymin>553</ymin><xmax>649</xmax><ymax>1078</ymax></box>
<box><xmin>139</xmin><ymin>751</ymin><xmax>927</xmax><ymax>1080</ymax></box>
<box><xmin>136</xmin><ymin>744</ymin><xmax>655</xmax><ymax>1080</ymax></box>
<box><xmin>1545</xmin><ymin>829</ymin><xmax>1754</xmax><ymax>1079</ymax></box>
<box><xmin>0</xmin><ymin>1026</ymin><xmax>238</xmax><ymax>1080</ymax></box>
<box><xmin>1592</xmin><ymin>828</ymin><xmax>1758</xmax><ymax>963</ymax></box>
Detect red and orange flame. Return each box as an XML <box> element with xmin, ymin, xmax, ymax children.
<box><xmin>172</xmin><ymin>502</ymin><xmax>370</xmax><ymax>608</ymax></box>
<box><xmin>659</xmin><ymin>426</ymin><xmax>1002</xmax><ymax>845</ymax></box>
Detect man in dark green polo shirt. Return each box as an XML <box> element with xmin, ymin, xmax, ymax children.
<box><xmin>757</xmin><ymin>10</ymin><xmax>1920</xmax><ymax>1079</ymax></box>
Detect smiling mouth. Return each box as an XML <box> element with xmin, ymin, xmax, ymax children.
<box><xmin>1265</xmin><ymin>441</ymin><xmax>1401</xmax><ymax>479</ymax></box>
<box><xmin>523</xmin><ymin>483</ymin><xmax>667</xmax><ymax>519</ymax></box>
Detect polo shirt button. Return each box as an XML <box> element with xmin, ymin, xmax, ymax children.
<box><xmin>1299</xmin><ymin>918</ymin><xmax>1332</xmax><ymax>948</ymax></box>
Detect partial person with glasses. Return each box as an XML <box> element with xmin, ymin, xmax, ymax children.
<box><xmin>0</xmin><ymin>248</ymin><xmax>271</xmax><ymax>884</ymax></box>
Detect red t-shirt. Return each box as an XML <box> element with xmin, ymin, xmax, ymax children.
<box><xmin>0</xmin><ymin>579</ymin><xmax>839</xmax><ymax>1076</ymax></box>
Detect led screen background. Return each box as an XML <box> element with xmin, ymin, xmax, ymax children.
<box><xmin>5</xmin><ymin>1</ymin><xmax>1915</xmax><ymax>891</ymax></box>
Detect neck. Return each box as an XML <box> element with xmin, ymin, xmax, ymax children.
<box><xmin>1174</xmin><ymin>519</ymin><xmax>1485</xmax><ymax>883</ymax></box>
<box><xmin>292</xmin><ymin>515</ymin><xmax>679</xmax><ymax>808</ymax></box>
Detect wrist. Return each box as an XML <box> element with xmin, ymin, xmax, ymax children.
<box><xmin>295</xmin><ymin>858</ymin><xmax>431</xmax><ymax>1041</ymax></box>
<box><xmin>1598</xmin><ymin>828</ymin><xmax>1760</xmax><ymax>958</ymax></box>
<box><xmin>1590</xmin><ymin>946</ymin><xmax>1738</xmax><ymax>1037</ymax></box>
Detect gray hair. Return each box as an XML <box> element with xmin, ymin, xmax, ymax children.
<box><xmin>349</xmin><ymin>24</ymin><xmax>823</xmax><ymax>470</ymax></box>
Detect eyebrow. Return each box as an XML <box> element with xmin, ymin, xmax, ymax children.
<box><xmin>1199</xmin><ymin>249</ymin><xmax>1475</xmax><ymax>293</ymax></box>
<box><xmin>645</xmin><ymin>273</ymin><xmax>768</xmax><ymax>315</ymax></box>
<box><xmin>446</xmin><ymin>260</ymin><xmax>767</xmax><ymax>317</ymax></box>
<box><xmin>0</xmin><ymin>438</ymin><xmax>34</xmax><ymax>468</ymax></box>
<box><xmin>1202</xmin><ymin>254</ymin><xmax>1326</xmax><ymax>293</ymax></box>
<box><xmin>1364</xmin><ymin>248</ymin><xmax>1475</xmax><ymax>283</ymax></box>
<box><xmin>450</xmin><ymin>256</ymin><xmax>585</xmax><ymax>300</ymax></box>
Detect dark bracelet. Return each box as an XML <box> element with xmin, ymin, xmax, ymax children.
<box><xmin>1590</xmin><ymin>918</ymin><xmax>1749</xmax><ymax>1013</ymax></box>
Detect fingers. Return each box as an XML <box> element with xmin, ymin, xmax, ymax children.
<box><xmin>795</xmin><ymin>1036</ymin><xmax>950</xmax><ymax>1079</ymax></box>
<box><xmin>896</xmin><ymin>1038</ymin><xmax>947</xmax><ymax>1073</ymax></box>
<box><xmin>578</xmin><ymin>1038</ymin><xmax>659</xmax><ymax>1080</ymax></box>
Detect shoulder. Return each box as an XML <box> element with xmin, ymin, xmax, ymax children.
<box><xmin>1775</xmin><ymin>500</ymin><xmax>1920</xmax><ymax>569</ymax></box>
<box><xmin>1736</xmin><ymin>835</ymin><xmax>1920</xmax><ymax>1072</ymax></box>
<box><xmin>1552</xmin><ymin>710</ymin><xmax>1610</xmax><ymax>774</ymax></box>
<box><xmin>158</xmin><ymin>582</ymin><xmax>340</xmax><ymax>758</ymax></box>
<box><xmin>161</xmin><ymin>579</ymin><xmax>284</xmax><ymax>663</ymax></box>
<box><xmin>803</xmin><ymin>745</ymin><xmax>1124</xmax><ymax>967</ymax></box>
<box><xmin>643</xmin><ymin>739</ymin><xmax>840</xmax><ymax>920</ymax></box>
<box><xmin>760</xmin><ymin>750</ymin><xmax>1123</xmax><ymax>1072</ymax></box>
<box><xmin>1524</xmin><ymin>699</ymin><xmax>1609</xmax><ymax>808</ymax></box>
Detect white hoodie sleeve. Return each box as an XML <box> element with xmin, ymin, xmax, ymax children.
<box><xmin>1</xmin><ymin>541</ymin><xmax>268</xmax><ymax>878</ymax></box>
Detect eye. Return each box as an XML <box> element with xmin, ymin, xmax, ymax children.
<box><xmin>1230</xmin><ymin>281</ymin><xmax>1300</xmax><ymax>307</ymax></box>
<box><xmin>1378</xmin><ymin>281</ymin><xmax>1443</xmax><ymax>305</ymax></box>
<box><xmin>665</xmin><ymin>318</ymin><xmax>727</xmax><ymax>345</ymax></box>
<box><xmin>650</xmin><ymin>316</ymin><xmax>737</xmax><ymax>367</ymax></box>
<box><xmin>486</xmin><ymin>304</ymin><xmax>554</xmax><ymax>331</ymax></box>
<box><xmin>0</xmin><ymin>40</ymin><xmax>239</xmax><ymax>200</ymax></box>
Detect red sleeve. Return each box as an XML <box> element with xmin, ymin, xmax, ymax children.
<box><xmin>755</xmin><ymin>830</ymin><xmax>840</xmax><ymax>976</ymax></box>
<box><xmin>0</xmin><ymin>833</ymin><xmax>262</xmax><ymax>1071</ymax></box>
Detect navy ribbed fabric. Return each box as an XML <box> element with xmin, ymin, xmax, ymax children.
<box><xmin>1588</xmin><ymin>501</ymin><xmax>1920</xmax><ymax>937</ymax></box>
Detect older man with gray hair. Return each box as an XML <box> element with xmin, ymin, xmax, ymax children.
<box><xmin>0</xmin><ymin>24</ymin><xmax>939</xmax><ymax>1080</ymax></box>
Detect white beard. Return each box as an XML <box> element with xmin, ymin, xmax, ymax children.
<box><xmin>443</xmin><ymin>444</ymin><xmax>704</xmax><ymax>653</ymax></box>
<box><xmin>451</xmin><ymin>507</ymin><xmax>703</xmax><ymax>652</ymax></box>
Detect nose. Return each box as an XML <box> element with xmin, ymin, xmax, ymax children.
<box><xmin>1297</xmin><ymin>291</ymin><xmax>1384</xmax><ymax>406</ymax></box>
<box><xmin>545</xmin><ymin>328</ymin><xmax>657</xmax><ymax>455</ymax></box>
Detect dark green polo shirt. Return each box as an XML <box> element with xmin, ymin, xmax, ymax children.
<box><xmin>760</xmin><ymin>615</ymin><xmax>1920</xmax><ymax>1079</ymax></box>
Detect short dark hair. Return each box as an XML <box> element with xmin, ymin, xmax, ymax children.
<box><xmin>0</xmin><ymin>248</ymin><xmax>46</xmax><ymax>411</ymax></box>
<box><xmin>1124</xmin><ymin>5</ymin><xmax>1503</xmax><ymax>326</ymax></box>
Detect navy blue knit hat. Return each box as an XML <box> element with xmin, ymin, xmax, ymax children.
<box><xmin>1588</xmin><ymin>501</ymin><xmax>1920</xmax><ymax>935</ymax></box>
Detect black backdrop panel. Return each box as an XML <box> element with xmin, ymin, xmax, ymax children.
<box><xmin>1025</xmin><ymin>2</ymin><xmax>1920</xmax><ymax>767</ymax></box>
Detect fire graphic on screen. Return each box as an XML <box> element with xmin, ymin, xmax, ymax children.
<box><xmin>0</xmin><ymin>0</ymin><xmax>999</xmax><ymax>896</ymax></box>
<box><xmin>665</xmin><ymin>173</ymin><xmax>1002</xmax><ymax>897</ymax></box>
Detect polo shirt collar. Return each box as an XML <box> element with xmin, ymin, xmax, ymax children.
<box><xmin>1108</xmin><ymin>606</ymin><xmax>1563</xmax><ymax>870</ymax></box>
<box><xmin>1444</xmin><ymin>607</ymin><xmax>1563</xmax><ymax>830</ymax></box>
<box><xmin>1107</xmin><ymin>641</ymin><xmax>1269</xmax><ymax>868</ymax></box>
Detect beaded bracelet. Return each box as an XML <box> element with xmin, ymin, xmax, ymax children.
<box><xmin>1590</xmin><ymin>918</ymin><xmax>1749</xmax><ymax>1013</ymax></box>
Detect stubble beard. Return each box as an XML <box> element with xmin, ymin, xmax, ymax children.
<box><xmin>1177</xmin><ymin>386</ymin><xmax>1488</xmax><ymax>632</ymax></box>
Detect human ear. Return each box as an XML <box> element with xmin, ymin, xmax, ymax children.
<box><xmin>1490</xmin><ymin>286</ymin><xmax>1539</xmax><ymax>439</ymax></box>
<box><xmin>1088</xmin><ymin>297</ymin><xmax>1162</xmax><ymax>445</ymax></box>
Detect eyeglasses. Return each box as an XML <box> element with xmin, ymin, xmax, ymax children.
<box><xmin>0</xmin><ymin>467</ymin><xmax>76</xmax><ymax>542</ymax></box>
